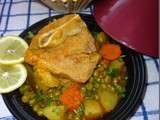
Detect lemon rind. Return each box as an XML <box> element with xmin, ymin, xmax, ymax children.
<box><xmin>0</xmin><ymin>64</ymin><xmax>27</xmax><ymax>94</ymax></box>
<box><xmin>0</xmin><ymin>36</ymin><xmax>28</xmax><ymax>65</ymax></box>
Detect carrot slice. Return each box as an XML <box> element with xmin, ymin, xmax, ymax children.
<box><xmin>102</xmin><ymin>44</ymin><xmax>122</xmax><ymax>60</ymax></box>
<box><xmin>60</xmin><ymin>84</ymin><xmax>84</xmax><ymax>111</ymax></box>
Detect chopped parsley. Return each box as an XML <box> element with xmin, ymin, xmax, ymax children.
<box><xmin>34</xmin><ymin>90</ymin><xmax>46</xmax><ymax>102</ymax></box>
<box><xmin>27</xmin><ymin>31</ymin><xmax>34</xmax><ymax>39</ymax></box>
<box><xmin>107</xmin><ymin>68</ymin><xmax>120</xmax><ymax>78</ymax></box>
<box><xmin>74</xmin><ymin>104</ymin><xmax>85</xmax><ymax>119</ymax></box>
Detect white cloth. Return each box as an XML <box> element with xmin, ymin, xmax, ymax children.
<box><xmin>0</xmin><ymin>0</ymin><xmax>159</xmax><ymax>120</ymax></box>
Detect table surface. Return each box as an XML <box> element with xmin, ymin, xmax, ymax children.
<box><xmin>0</xmin><ymin>0</ymin><xmax>159</xmax><ymax>120</ymax></box>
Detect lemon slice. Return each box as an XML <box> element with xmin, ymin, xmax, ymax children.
<box><xmin>0</xmin><ymin>64</ymin><xmax>27</xmax><ymax>93</ymax></box>
<box><xmin>0</xmin><ymin>36</ymin><xmax>28</xmax><ymax>65</ymax></box>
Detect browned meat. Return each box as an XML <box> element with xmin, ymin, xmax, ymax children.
<box><xmin>25</xmin><ymin>14</ymin><xmax>100</xmax><ymax>83</ymax></box>
<box><xmin>36</xmin><ymin>53</ymin><xmax>100</xmax><ymax>83</ymax></box>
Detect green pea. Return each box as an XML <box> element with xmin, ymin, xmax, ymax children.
<box><xmin>101</xmin><ymin>79</ymin><xmax>105</xmax><ymax>84</ymax></box>
<box><xmin>97</xmin><ymin>64</ymin><xmax>102</xmax><ymax>68</ymax></box>
<box><xmin>22</xmin><ymin>96</ymin><xmax>29</xmax><ymax>103</ymax></box>
<box><xmin>99</xmin><ymin>75</ymin><xmax>103</xmax><ymax>79</ymax></box>
<box><xmin>124</xmin><ymin>76</ymin><xmax>128</xmax><ymax>81</ymax></box>
<box><xmin>92</xmin><ymin>87</ymin><xmax>96</xmax><ymax>92</ymax></box>
<box><xmin>55</xmin><ymin>92</ymin><xmax>60</xmax><ymax>96</ymax></box>
<box><xmin>27</xmin><ymin>31</ymin><xmax>34</xmax><ymax>39</ymax></box>
<box><xmin>113</xmin><ymin>78</ymin><xmax>118</xmax><ymax>85</ymax></box>
<box><xmin>102</xmin><ymin>84</ymin><xmax>107</xmax><ymax>89</ymax></box>
<box><xmin>95</xmin><ymin>83</ymin><xmax>99</xmax><ymax>88</ymax></box>
<box><xmin>19</xmin><ymin>85</ymin><xmax>28</xmax><ymax>93</ymax></box>
<box><xmin>93</xmin><ymin>71</ymin><xmax>99</xmax><ymax>77</ymax></box>
<box><xmin>97</xmin><ymin>78</ymin><xmax>101</xmax><ymax>82</ymax></box>
<box><xmin>33</xmin><ymin>104</ymin><xmax>39</xmax><ymax>112</ymax></box>
<box><xmin>81</xmin><ymin>87</ymin><xmax>86</xmax><ymax>93</ymax></box>
<box><xmin>107</xmin><ymin>85</ymin><xmax>115</xmax><ymax>91</ymax></box>
<box><xmin>29</xmin><ymin>99</ymin><xmax>35</xmax><ymax>106</ymax></box>
<box><xmin>104</xmin><ymin>75</ymin><xmax>110</xmax><ymax>83</ymax></box>
<box><xmin>95</xmin><ymin>95</ymin><xmax>99</xmax><ymax>100</ymax></box>
<box><xmin>86</xmin><ymin>83</ymin><xmax>93</xmax><ymax>90</ymax></box>
<box><xmin>24</xmin><ymin>91</ymin><xmax>32</xmax><ymax>98</ymax></box>
<box><xmin>37</xmin><ymin>110</ymin><xmax>43</xmax><ymax>116</ymax></box>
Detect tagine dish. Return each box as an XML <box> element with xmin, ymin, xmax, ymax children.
<box><xmin>19</xmin><ymin>14</ymin><xmax>127</xmax><ymax>120</ymax></box>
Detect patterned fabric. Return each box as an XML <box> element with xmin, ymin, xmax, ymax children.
<box><xmin>0</xmin><ymin>0</ymin><xmax>159</xmax><ymax>120</ymax></box>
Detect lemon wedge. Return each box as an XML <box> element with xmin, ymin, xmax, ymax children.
<box><xmin>0</xmin><ymin>64</ymin><xmax>27</xmax><ymax>93</ymax></box>
<box><xmin>0</xmin><ymin>36</ymin><xmax>28</xmax><ymax>65</ymax></box>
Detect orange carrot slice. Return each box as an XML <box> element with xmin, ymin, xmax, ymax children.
<box><xmin>60</xmin><ymin>84</ymin><xmax>84</xmax><ymax>111</ymax></box>
<box><xmin>102</xmin><ymin>44</ymin><xmax>122</xmax><ymax>60</ymax></box>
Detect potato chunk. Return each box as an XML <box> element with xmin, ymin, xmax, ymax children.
<box><xmin>43</xmin><ymin>105</ymin><xmax>65</xmax><ymax>120</ymax></box>
<box><xmin>98</xmin><ymin>88</ymin><xmax>119</xmax><ymax>112</ymax></box>
<box><xmin>84</xmin><ymin>100</ymin><xmax>103</xmax><ymax>120</ymax></box>
<box><xmin>34</xmin><ymin>68</ymin><xmax>60</xmax><ymax>91</ymax></box>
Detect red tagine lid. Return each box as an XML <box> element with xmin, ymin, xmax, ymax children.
<box><xmin>94</xmin><ymin>0</ymin><xmax>158</xmax><ymax>57</ymax></box>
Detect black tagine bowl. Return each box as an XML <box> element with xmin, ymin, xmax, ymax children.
<box><xmin>2</xmin><ymin>14</ymin><xmax>147</xmax><ymax>120</ymax></box>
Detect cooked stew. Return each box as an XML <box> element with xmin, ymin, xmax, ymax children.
<box><xmin>20</xmin><ymin>14</ymin><xmax>127</xmax><ymax>120</ymax></box>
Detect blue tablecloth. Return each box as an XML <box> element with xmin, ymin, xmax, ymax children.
<box><xmin>0</xmin><ymin>0</ymin><xmax>159</xmax><ymax>120</ymax></box>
